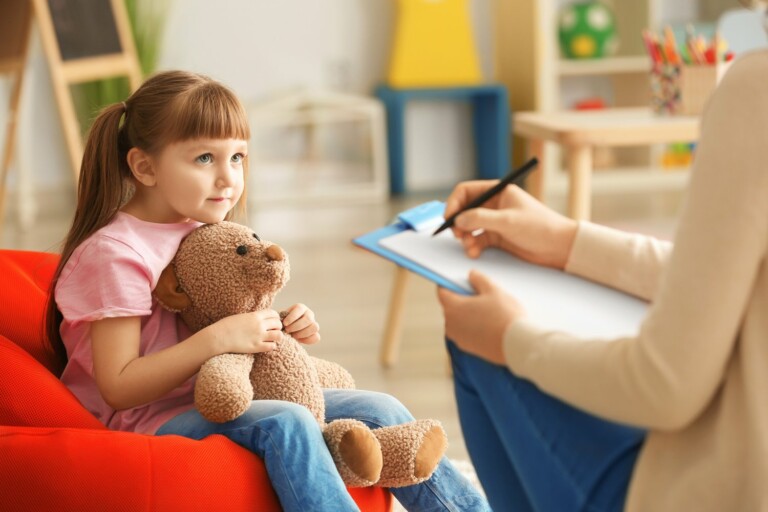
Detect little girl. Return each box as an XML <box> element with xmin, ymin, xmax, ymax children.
<box><xmin>46</xmin><ymin>70</ymin><xmax>488</xmax><ymax>512</ymax></box>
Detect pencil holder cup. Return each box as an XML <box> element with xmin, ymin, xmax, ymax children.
<box><xmin>651</xmin><ymin>62</ymin><xmax>731</xmax><ymax>116</ymax></box>
<box><xmin>650</xmin><ymin>64</ymin><xmax>681</xmax><ymax>115</ymax></box>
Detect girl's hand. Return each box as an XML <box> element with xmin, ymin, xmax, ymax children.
<box><xmin>282</xmin><ymin>303</ymin><xmax>321</xmax><ymax>345</ymax></box>
<box><xmin>437</xmin><ymin>270</ymin><xmax>524</xmax><ymax>366</ymax></box>
<box><xmin>444</xmin><ymin>182</ymin><xmax>578</xmax><ymax>270</ymax></box>
<box><xmin>211</xmin><ymin>309</ymin><xmax>283</xmax><ymax>354</ymax></box>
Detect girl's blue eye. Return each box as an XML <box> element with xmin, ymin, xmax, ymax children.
<box><xmin>232</xmin><ymin>153</ymin><xmax>245</xmax><ymax>164</ymax></box>
<box><xmin>196</xmin><ymin>153</ymin><xmax>212</xmax><ymax>164</ymax></box>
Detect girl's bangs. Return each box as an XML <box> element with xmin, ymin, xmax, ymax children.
<box><xmin>166</xmin><ymin>85</ymin><xmax>250</xmax><ymax>142</ymax></box>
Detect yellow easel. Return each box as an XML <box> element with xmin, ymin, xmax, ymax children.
<box><xmin>387</xmin><ymin>0</ymin><xmax>482</xmax><ymax>87</ymax></box>
<box><xmin>379</xmin><ymin>0</ymin><xmax>489</xmax><ymax>366</ymax></box>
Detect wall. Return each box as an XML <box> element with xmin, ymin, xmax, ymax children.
<box><xmin>8</xmin><ymin>0</ymin><xmax>493</xmax><ymax>201</ymax></box>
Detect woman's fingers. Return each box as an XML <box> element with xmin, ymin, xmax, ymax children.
<box><xmin>455</xmin><ymin>207</ymin><xmax>516</xmax><ymax>234</ymax></box>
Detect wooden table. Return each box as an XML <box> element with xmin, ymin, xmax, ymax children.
<box><xmin>514</xmin><ymin>107</ymin><xmax>701</xmax><ymax>220</ymax></box>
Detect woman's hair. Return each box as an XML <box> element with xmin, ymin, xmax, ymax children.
<box><xmin>45</xmin><ymin>70</ymin><xmax>251</xmax><ymax>368</ymax></box>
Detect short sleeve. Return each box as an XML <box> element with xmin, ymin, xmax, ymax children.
<box><xmin>56</xmin><ymin>236</ymin><xmax>154</xmax><ymax>324</ymax></box>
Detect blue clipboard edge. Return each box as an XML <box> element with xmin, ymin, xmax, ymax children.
<box><xmin>352</xmin><ymin>222</ymin><xmax>472</xmax><ymax>296</ymax></box>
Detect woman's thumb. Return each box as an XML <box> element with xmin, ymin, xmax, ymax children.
<box><xmin>468</xmin><ymin>270</ymin><xmax>495</xmax><ymax>294</ymax></box>
<box><xmin>456</xmin><ymin>208</ymin><xmax>510</xmax><ymax>233</ymax></box>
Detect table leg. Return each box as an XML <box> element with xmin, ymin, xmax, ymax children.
<box><xmin>380</xmin><ymin>266</ymin><xmax>410</xmax><ymax>367</ymax></box>
<box><xmin>566</xmin><ymin>144</ymin><xmax>593</xmax><ymax>221</ymax></box>
<box><xmin>526</xmin><ymin>139</ymin><xmax>546</xmax><ymax>200</ymax></box>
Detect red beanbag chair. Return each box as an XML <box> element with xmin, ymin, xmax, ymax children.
<box><xmin>0</xmin><ymin>250</ymin><xmax>391</xmax><ymax>512</ymax></box>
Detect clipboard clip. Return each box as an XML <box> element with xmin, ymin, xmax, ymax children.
<box><xmin>396</xmin><ymin>200</ymin><xmax>445</xmax><ymax>232</ymax></box>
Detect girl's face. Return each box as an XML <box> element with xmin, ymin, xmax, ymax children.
<box><xmin>151</xmin><ymin>138</ymin><xmax>247</xmax><ymax>223</ymax></box>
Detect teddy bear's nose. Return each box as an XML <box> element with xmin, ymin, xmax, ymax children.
<box><xmin>265</xmin><ymin>244</ymin><xmax>285</xmax><ymax>262</ymax></box>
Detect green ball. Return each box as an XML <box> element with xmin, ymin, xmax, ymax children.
<box><xmin>558</xmin><ymin>2</ymin><xmax>618</xmax><ymax>59</ymax></box>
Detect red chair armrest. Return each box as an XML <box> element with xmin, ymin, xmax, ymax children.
<box><xmin>0</xmin><ymin>335</ymin><xmax>103</xmax><ymax>429</ymax></box>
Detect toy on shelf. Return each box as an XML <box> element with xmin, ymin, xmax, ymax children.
<box><xmin>558</xmin><ymin>1</ymin><xmax>618</xmax><ymax>59</ymax></box>
<box><xmin>660</xmin><ymin>142</ymin><xmax>695</xmax><ymax>170</ymax></box>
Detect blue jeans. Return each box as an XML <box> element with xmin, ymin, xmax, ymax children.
<box><xmin>156</xmin><ymin>388</ymin><xmax>489</xmax><ymax>512</ymax></box>
<box><xmin>446</xmin><ymin>340</ymin><xmax>646</xmax><ymax>512</ymax></box>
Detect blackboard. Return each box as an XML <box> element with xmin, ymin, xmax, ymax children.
<box><xmin>47</xmin><ymin>0</ymin><xmax>123</xmax><ymax>61</ymax></box>
<box><xmin>0</xmin><ymin>0</ymin><xmax>32</xmax><ymax>64</ymax></box>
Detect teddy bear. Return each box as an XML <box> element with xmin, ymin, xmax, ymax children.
<box><xmin>153</xmin><ymin>221</ymin><xmax>447</xmax><ymax>488</ymax></box>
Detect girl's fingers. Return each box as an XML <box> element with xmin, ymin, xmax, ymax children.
<box><xmin>284</xmin><ymin>316</ymin><xmax>315</xmax><ymax>334</ymax></box>
<box><xmin>281</xmin><ymin>304</ymin><xmax>305</xmax><ymax>326</ymax></box>
<box><xmin>295</xmin><ymin>332</ymin><xmax>321</xmax><ymax>345</ymax></box>
<box><xmin>262</xmin><ymin>329</ymin><xmax>283</xmax><ymax>343</ymax></box>
<box><xmin>263</xmin><ymin>318</ymin><xmax>283</xmax><ymax>331</ymax></box>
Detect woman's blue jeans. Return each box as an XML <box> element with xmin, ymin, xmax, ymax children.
<box><xmin>156</xmin><ymin>388</ymin><xmax>489</xmax><ymax>512</ymax></box>
<box><xmin>446</xmin><ymin>340</ymin><xmax>646</xmax><ymax>512</ymax></box>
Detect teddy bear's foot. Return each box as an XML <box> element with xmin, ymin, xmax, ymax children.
<box><xmin>324</xmin><ymin>419</ymin><xmax>383</xmax><ymax>487</ymax></box>
<box><xmin>372</xmin><ymin>419</ymin><xmax>447</xmax><ymax>488</ymax></box>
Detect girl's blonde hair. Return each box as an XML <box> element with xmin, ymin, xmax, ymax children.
<box><xmin>45</xmin><ymin>70</ymin><xmax>250</xmax><ymax>368</ymax></box>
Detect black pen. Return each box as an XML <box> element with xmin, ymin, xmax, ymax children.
<box><xmin>432</xmin><ymin>157</ymin><xmax>539</xmax><ymax>237</ymax></box>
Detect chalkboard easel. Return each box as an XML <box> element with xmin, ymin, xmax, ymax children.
<box><xmin>0</xmin><ymin>0</ymin><xmax>142</xmax><ymax>232</ymax></box>
<box><xmin>32</xmin><ymin>0</ymin><xmax>143</xmax><ymax>178</ymax></box>
<box><xmin>0</xmin><ymin>0</ymin><xmax>33</xmax><ymax>228</ymax></box>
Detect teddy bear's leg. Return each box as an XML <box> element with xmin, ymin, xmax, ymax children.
<box><xmin>311</xmin><ymin>356</ymin><xmax>356</xmax><ymax>390</ymax></box>
<box><xmin>371</xmin><ymin>419</ymin><xmax>447</xmax><ymax>488</ymax></box>
<box><xmin>249</xmin><ymin>333</ymin><xmax>327</xmax><ymax>424</ymax></box>
<box><xmin>195</xmin><ymin>353</ymin><xmax>255</xmax><ymax>423</ymax></box>
<box><xmin>323</xmin><ymin>419</ymin><xmax>383</xmax><ymax>487</ymax></box>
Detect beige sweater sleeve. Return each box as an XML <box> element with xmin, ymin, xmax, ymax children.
<box><xmin>502</xmin><ymin>52</ymin><xmax>768</xmax><ymax>430</ymax></box>
<box><xmin>565</xmin><ymin>222</ymin><xmax>672</xmax><ymax>301</ymax></box>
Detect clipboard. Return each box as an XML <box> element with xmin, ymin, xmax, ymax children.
<box><xmin>353</xmin><ymin>201</ymin><xmax>468</xmax><ymax>295</ymax></box>
<box><xmin>353</xmin><ymin>201</ymin><xmax>649</xmax><ymax>339</ymax></box>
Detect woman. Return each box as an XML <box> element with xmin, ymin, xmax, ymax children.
<box><xmin>437</xmin><ymin>4</ymin><xmax>768</xmax><ymax>510</ymax></box>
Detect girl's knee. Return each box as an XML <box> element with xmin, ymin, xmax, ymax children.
<box><xmin>240</xmin><ymin>401</ymin><xmax>320</xmax><ymax>432</ymax></box>
<box><xmin>364</xmin><ymin>392</ymin><xmax>415</xmax><ymax>427</ymax></box>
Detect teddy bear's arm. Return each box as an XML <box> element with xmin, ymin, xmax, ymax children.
<box><xmin>311</xmin><ymin>357</ymin><xmax>356</xmax><ymax>390</ymax></box>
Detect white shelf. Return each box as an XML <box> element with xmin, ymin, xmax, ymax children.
<box><xmin>557</xmin><ymin>56</ymin><xmax>651</xmax><ymax>77</ymax></box>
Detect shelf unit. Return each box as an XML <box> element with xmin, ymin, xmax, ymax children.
<box><xmin>494</xmin><ymin>0</ymin><xmax>735</xmax><ymax>204</ymax></box>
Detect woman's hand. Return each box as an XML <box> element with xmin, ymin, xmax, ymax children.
<box><xmin>437</xmin><ymin>270</ymin><xmax>524</xmax><ymax>366</ymax></box>
<box><xmin>282</xmin><ymin>303</ymin><xmax>321</xmax><ymax>345</ymax></box>
<box><xmin>444</xmin><ymin>182</ymin><xmax>579</xmax><ymax>269</ymax></box>
<box><xmin>212</xmin><ymin>309</ymin><xmax>284</xmax><ymax>354</ymax></box>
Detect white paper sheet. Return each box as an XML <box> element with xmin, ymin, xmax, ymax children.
<box><xmin>379</xmin><ymin>229</ymin><xmax>648</xmax><ymax>339</ymax></box>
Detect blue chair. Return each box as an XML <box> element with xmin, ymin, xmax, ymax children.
<box><xmin>375</xmin><ymin>84</ymin><xmax>512</xmax><ymax>195</ymax></box>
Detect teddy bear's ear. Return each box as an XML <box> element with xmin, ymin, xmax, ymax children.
<box><xmin>154</xmin><ymin>263</ymin><xmax>192</xmax><ymax>313</ymax></box>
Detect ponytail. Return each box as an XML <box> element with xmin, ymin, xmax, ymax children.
<box><xmin>45</xmin><ymin>102</ymin><xmax>129</xmax><ymax>370</ymax></box>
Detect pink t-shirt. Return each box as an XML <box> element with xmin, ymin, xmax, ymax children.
<box><xmin>56</xmin><ymin>212</ymin><xmax>203</xmax><ymax>434</ymax></box>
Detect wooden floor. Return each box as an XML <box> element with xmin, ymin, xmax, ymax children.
<box><xmin>1</xmin><ymin>185</ymin><xmax>682</xmax><ymax>462</ymax></box>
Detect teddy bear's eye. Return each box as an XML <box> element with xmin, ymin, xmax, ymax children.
<box><xmin>252</xmin><ymin>233</ymin><xmax>260</xmax><ymax>241</ymax></box>
<box><xmin>236</xmin><ymin>245</ymin><xmax>248</xmax><ymax>256</ymax></box>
